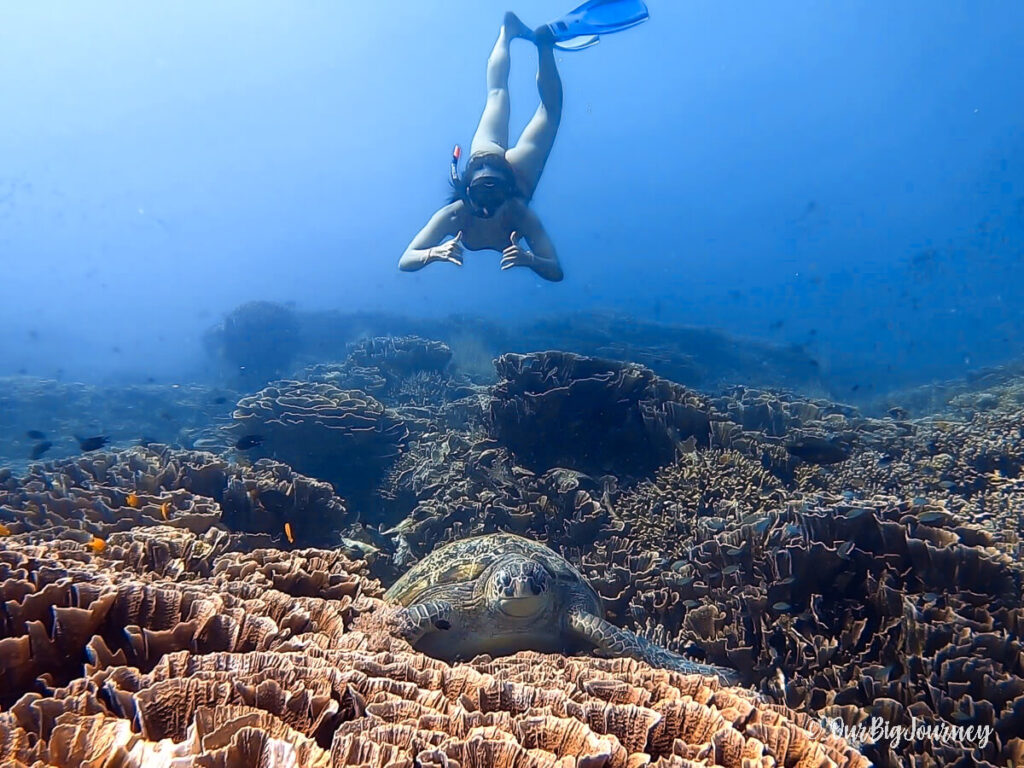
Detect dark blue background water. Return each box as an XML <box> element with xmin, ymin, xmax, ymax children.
<box><xmin>2</xmin><ymin>0</ymin><xmax>1022</xmax><ymax>391</ymax></box>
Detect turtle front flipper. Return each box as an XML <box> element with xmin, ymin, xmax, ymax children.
<box><xmin>387</xmin><ymin>600</ymin><xmax>454</xmax><ymax>646</ymax></box>
<box><xmin>568</xmin><ymin>609</ymin><xmax>740</xmax><ymax>685</ymax></box>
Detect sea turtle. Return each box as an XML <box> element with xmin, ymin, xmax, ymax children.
<box><xmin>384</xmin><ymin>533</ymin><xmax>739</xmax><ymax>684</ymax></box>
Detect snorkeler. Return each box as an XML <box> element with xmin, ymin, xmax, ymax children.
<box><xmin>399</xmin><ymin>2</ymin><xmax>649</xmax><ymax>283</ymax></box>
<box><xmin>400</xmin><ymin>13</ymin><xmax>564</xmax><ymax>281</ymax></box>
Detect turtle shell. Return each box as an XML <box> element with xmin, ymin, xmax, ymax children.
<box><xmin>385</xmin><ymin>533</ymin><xmax>591</xmax><ymax>607</ymax></box>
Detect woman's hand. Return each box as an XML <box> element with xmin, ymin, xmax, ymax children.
<box><xmin>429</xmin><ymin>231</ymin><xmax>464</xmax><ymax>266</ymax></box>
<box><xmin>500</xmin><ymin>231</ymin><xmax>534</xmax><ymax>271</ymax></box>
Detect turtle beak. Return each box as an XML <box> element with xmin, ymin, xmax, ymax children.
<box><xmin>497</xmin><ymin>575</ymin><xmax>547</xmax><ymax>617</ymax></box>
<box><xmin>498</xmin><ymin>594</ymin><xmax>546</xmax><ymax>618</ymax></box>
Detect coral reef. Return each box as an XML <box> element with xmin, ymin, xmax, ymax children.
<box><xmin>489</xmin><ymin>352</ymin><xmax>711</xmax><ymax>477</ymax></box>
<box><xmin>0</xmin><ymin>445</ymin><xmax>353</xmax><ymax>550</ymax></box>
<box><xmin>230</xmin><ymin>380</ymin><xmax>408</xmax><ymax>519</ymax></box>
<box><xmin>348</xmin><ymin>335</ymin><xmax>453</xmax><ymax>378</ymax></box>
<box><xmin>0</xmin><ymin>529</ymin><xmax>867</xmax><ymax>767</ymax></box>
<box><xmin>4</xmin><ymin>341</ymin><xmax>1024</xmax><ymax>767</ymax></box>
<box><xmin>305</xmin><ymin>336</ymin><xmax>477</xmax><ymax>407</ymax></box>
<box><xmin>377</xmin><ymin>357</ymin><xmax>1024</xmax><ymax>767</ymax></box>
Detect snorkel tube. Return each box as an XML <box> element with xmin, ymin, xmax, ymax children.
<box><xmin>450</xmin><ymin>144</ymin><xmax>462</xmax><ymax>187</ymax></box>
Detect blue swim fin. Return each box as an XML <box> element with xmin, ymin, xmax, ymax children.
<box><xmin>541</xmin><ymin>0</ymin><xmax>649</xmax><ymax>51</ymax></box>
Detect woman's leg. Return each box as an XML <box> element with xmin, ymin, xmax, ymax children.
<box><xmin>470</xmin><ymin>13</ymin><xmax>532</xmax><ymax>158</ymax></box>
<box><xmin>506</xmin><ymin>34</ymin><xmax>563</xmax><ymax>199</ymax></box>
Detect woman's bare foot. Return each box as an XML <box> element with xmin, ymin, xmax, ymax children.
<box><xmin>503</xmin><ymin>11</ymin><xmax>535</xmax><ymax>42</ymax></box>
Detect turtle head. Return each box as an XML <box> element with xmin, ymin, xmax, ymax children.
<box><xmin>485</xmin><ymin>557</ymin><xmax>551</xmax><ymax>618</ymax></box>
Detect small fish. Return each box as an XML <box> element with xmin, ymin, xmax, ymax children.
<box><xmin>769</xmin><ymin>319</ymin><xmax>785</xmax><ymax>331</ymax></box>
<box><xmin>850</xmin><ymin>384</ymin><xmax>860</xmax><ymax>392</ymax></box>
<box><xmin>26</xmin><ymin>430</ymin><xmax>46</xmax><ymax>440</ymax></box>
<box><xmin>284</xmin><ymin>521</ymin><xmax>295</xmax><ymax>544</ymax></box>
<box><xmin>772</xmin><ymin>602</ymin><xmax>793</xmax><ymax>612</ymax></box>
<box><xmin>212</xmin><ymin>396</ymin><xmax>228</xmax><ymax>405</ymax></box>
<box><xmin>0</xmin><ymin>523</ymin><xmax>10</xmax><ymax>536</ymax></box>
<box><xmin>88</xmin><ymin>536</ymin><xmax>107</xmax><ymax>553</ymax></box>
<box><xmin>235</xmin><ymin>435</ymin><xmax>264</xmax><ymax>450</ymax></box>
<box><xmin>887</xmin><ymin>406</ymin><xmax>909</xmax><ymax>420</ymax></box>
<box><xmin>126</xmin><ymin>492</ymin><xmax>141</xmax><ymax>509</ymax></box>
<box><xmin>877</xmin><ymin>454</ymin><xmax>895</xmax><ymax>467</ymax></box>
<box><xmin>785</xmin><ymin>436</ymin><xmax>850</xmax><ymax>465</ymax></box>
<box><xmin>29</xmin><ymin>441</ymin><xmax>53</xmax><ymax>460</ymax></box>
<box><xmin>160</xmin><ymin>501</ymin><xmax>171</xmax><ymax>521</ymax></box>
<box><xmin>76</xmin><ymin>435</ymin><xmax>110</xmax><ymax>452</ymax></box>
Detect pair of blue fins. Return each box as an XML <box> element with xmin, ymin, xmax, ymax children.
<box><xmin>541</xmin><ymin>0</ymin><xmax>649</xmax><ymax>51</ymax></box>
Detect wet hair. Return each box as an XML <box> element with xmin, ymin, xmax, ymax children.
<box><xmin>449</xmin><ymin>153</ymin><xmax>523</xmax><ymax>206</ymax></box>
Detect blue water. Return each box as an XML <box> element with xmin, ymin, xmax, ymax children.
<box><xmin>1</xmin><ymin>0</ymin><xmax>1022</xmax><ymax>390</ymax></box>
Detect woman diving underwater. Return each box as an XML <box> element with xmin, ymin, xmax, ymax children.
<box><xmin>399</xmin><ymin>1</ymin><xmax>649</xmax><ymax>282</ymax></box>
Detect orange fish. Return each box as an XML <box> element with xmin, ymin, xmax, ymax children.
<box><xmin>0</xmin><ymin>523</ymin><xmax>10</xmax><ymax>536</ymax></box>
<box><xmin>126</xmin><ymin>492</ymin><xmax>140</xmax><ymax>509</ymax></box>
<box><xmin>89</xmin><ymin>536</ymin><xmax>107</xmax><ymax>553</ymax></box>
<box><xmin>284</xmin><ymin>522</ymin><xmax>295</xmax><ymax>544</ymax></box>
<box><xmin>248</xmin><ymin>488</ymin><xmax>260</xmax><ymax>502</ymax></box>
<box><xmin>160</xmin><ymin>501</ymin><xmax>171</xmax><ymax>521</ymax></box>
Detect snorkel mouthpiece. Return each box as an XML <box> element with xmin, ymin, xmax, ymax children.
<box><xmin>450</xmin><ymin>146</ymin><xmax>516</xmax><ymax>218</ymax></box>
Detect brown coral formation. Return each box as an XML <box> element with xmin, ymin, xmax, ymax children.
<box><xmin>347</xmin><ymin>335</ymin><xmax>453</xmax><ymax>378</ymax></box>
<box><xmin>489</xmin><ymin>352</ymin><xmax>711</xmax><ymax>477</ymax></box>
<box><xmin>570</xmin><ymin>457</ymin><xmax>1024</xmax><ymax>767</ymax></box>
<box><xmin>0</xmin><ymin>445</ymin><xmax>352</xmax><ymax>549</ymax></box>
<box><xmin>381</xmin><ymin>426</ymin><xmax>618</xmax><ymax>567</ymax></box>
<box><xmin>230</xmin><ymin>380</ymin><xmax>408</xmax><ymax>516</ymax></box>
<box><xmin>305</xmin><ymin>335</ymin><xmax>477</xmax><ymax>408</ymax></box>
<box><xmin>0</xmin><ymin>528</ymin><xmax>867</xmax><ymax>768</ymax></box>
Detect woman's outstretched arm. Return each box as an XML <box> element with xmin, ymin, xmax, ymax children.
<box><xmin>399</xmin><ymin>203</ymin><xmax>463</xmax><ymax>271</ymax></box>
